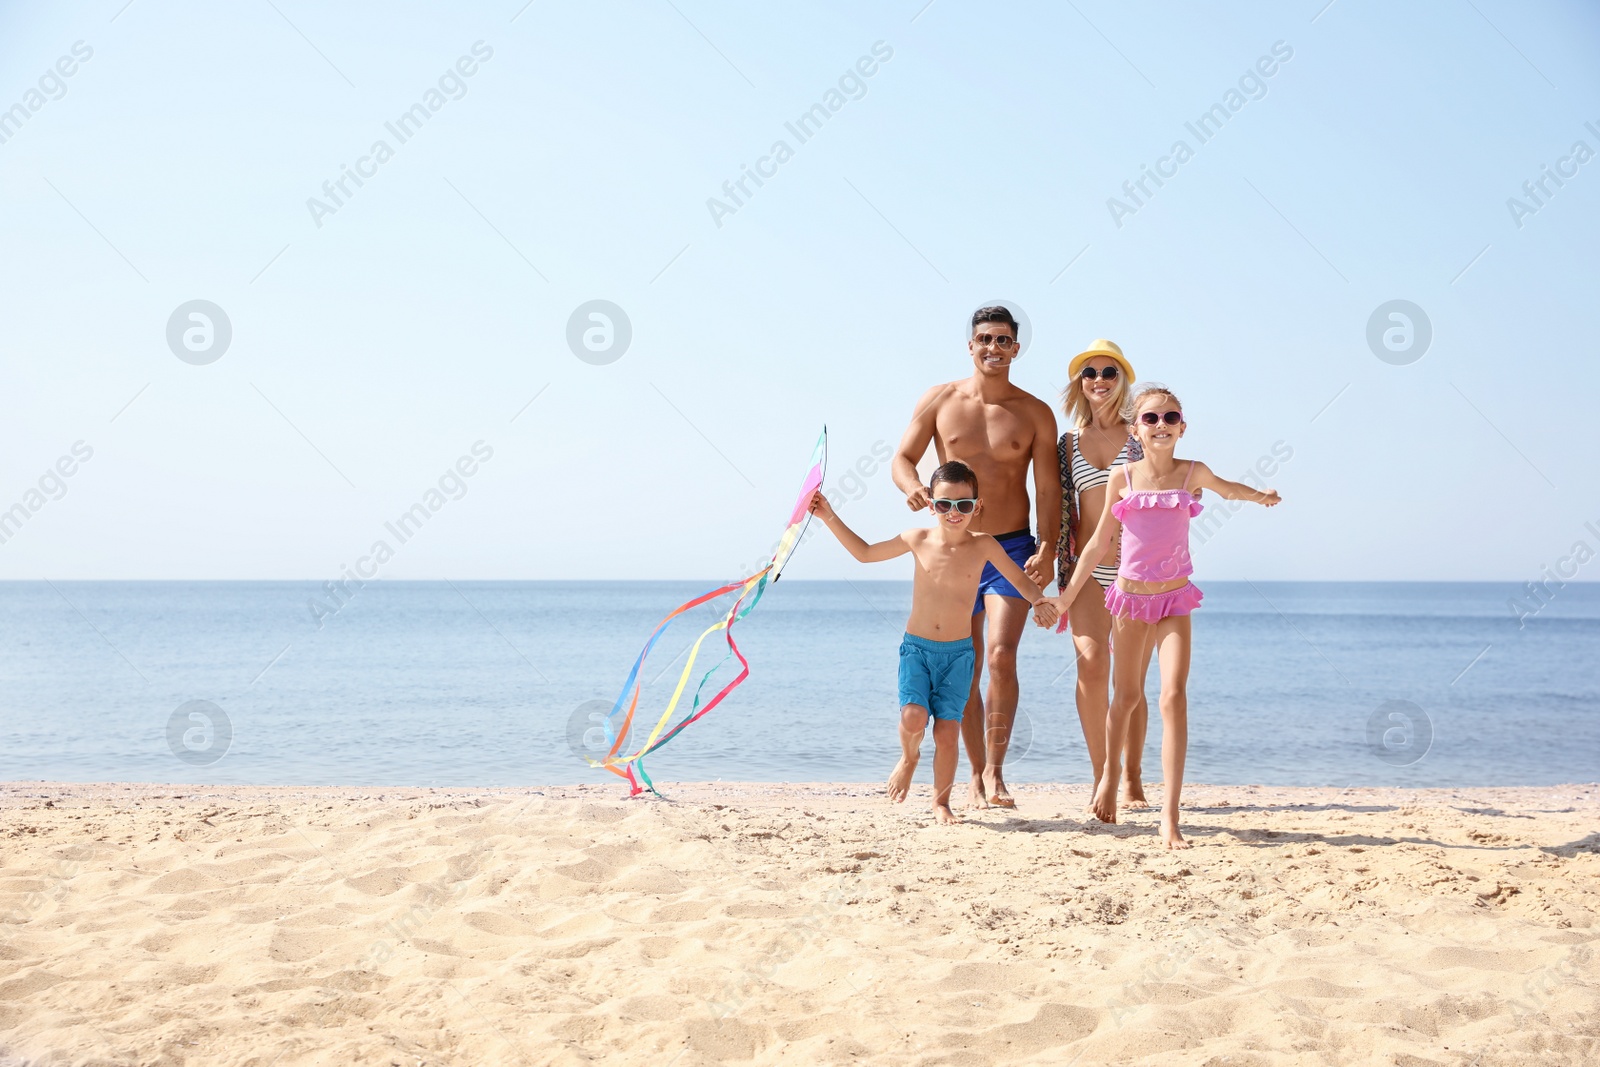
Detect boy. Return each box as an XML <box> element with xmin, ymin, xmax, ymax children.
<box><xmin>809</xmin><ymin>461</ymin><xmax>1058</xmax><ymax>823</ymax></box>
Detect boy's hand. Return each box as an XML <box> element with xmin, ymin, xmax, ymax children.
<box><xmin>1259</xmin><ymin>489</ymin><xmax>1281</xmax><ymax>507</ymax></box>
<box><xmin>1032</xmin><ymin>598</ymin><xmax>1060</xmax><ymax>628</ymax></box>
<box><xmin>808</xmin><ymin>490</ymin><xmax>836</xmax><ymax>521</ymax></box>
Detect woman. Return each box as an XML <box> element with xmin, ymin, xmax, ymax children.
<box><xmin>1056</xmin><ymin>339</ymin><xmax>1154</xmax><ymax>808</ymax></box>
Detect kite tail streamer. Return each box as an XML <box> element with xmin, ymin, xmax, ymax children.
<box><xmin>635</xmin><ymin>567</ymin><xmax>768</xmax><ymax>792</ymax></box>
<box><xmin>591</xmin><ymin>573</ymin><xmax>758</xmax><ymax>794</ymax></box>
<box><xmin>593</xmin><ymin>427</ymin><xmax>826</xmax><ymax>796</ymax></box>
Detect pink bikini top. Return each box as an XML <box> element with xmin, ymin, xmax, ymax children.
<box><xmin>1111</xmin><ymin>460</ymin><xmax>1204</xmax><ymax>583</ymax></box>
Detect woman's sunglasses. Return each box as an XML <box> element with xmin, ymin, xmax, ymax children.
<box><xmin>931</xmin><ymin>497</ymin><xmax>978</xmax><ymax>514</ymax></box>
<box><xmin>1139</xmin><ymin>410</ymin><xmax>1183</xmax><ymax>425</ymax></box>
<box><xmin>1080</xmin><ymin>365</ymin><xmax>1119</xmax><ymax>381</ymax></box>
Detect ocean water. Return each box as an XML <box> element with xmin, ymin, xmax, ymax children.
<box><xmin>1</xmin><ymin>581</ymin><xmax>1596</xmax><ymax>790</ymax></box>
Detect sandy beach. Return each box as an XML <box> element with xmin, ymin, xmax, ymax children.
<box><xmin>2</xmin><ymin>781</ymin><xmax>1597</xmax><ymax>1066</ymax></box>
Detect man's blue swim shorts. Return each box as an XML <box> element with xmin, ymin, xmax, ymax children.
<box><xmin>974</xmin><ymin>528</ymin><xmax>1038</xmax><ymax>615</ymax></box>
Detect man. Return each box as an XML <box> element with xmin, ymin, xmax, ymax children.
<box><xmin>892</xmin><ymin>306</ymin><xmax>1060</xmax><ymax>808</ymax></box>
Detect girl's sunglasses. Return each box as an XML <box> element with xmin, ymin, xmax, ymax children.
<box><xmin>931</xmin><ymin>497</ymin><xmax>977</xmax><ymax>514</ymax></box>
<box><xmin>1139</xmin><ymin>410</ymin><xmax>1183</xmax><ymax>425</ymax></box>
<box><xmin>1080</xmin><ymin>365</ymin><xmax>1119</xmax><ymax>381</ymax></box>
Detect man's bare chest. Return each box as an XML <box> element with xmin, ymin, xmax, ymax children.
<box><xmin>934</xmin><ymin>401</ymin><xmax>1032</xmax><ymax>459</ymax></box>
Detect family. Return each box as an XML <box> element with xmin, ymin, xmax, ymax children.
<box><xmin>807</xmin><ymin>305</ymin><xmax>1280</xmax><ymax>848</ymax></box>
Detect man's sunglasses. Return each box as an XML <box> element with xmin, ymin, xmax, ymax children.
<box><xmin>972</xmin><ymin>333</ymin><xmax>1016</xmax><ymax>349</ymax></box>
<box><xmin>931</xmin><ymin>497</ymin><xmax>978</xmax><ymax>514</ymax></box>
<box><xmin>1139</xmin><ymin>410</ymin><xmax>1184</xmax><ymax>425</ymax></box>
<box><xmin>1080</xmin><ymin>365</ymin><xmax>1120</xmax><ymax>381</ymax></box>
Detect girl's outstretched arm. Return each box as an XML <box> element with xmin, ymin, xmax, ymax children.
<box><xmin>809</xmin><ymin>490</ymin><xmax>912</xmax><ymax>563</ymax></box>
<box><xmin>1188</xmin><ymin>461</ymin><xmax>1281</xmax><ymax>506</ymax></box>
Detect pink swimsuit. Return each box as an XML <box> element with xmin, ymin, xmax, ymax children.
<box><xmin>1104</xmin><ymin>460</ymin><xmax>1204</xmax><ymax>622</ymax></box>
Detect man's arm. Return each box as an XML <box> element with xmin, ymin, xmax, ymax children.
<box><xmin>809</xmin><ymin>491</ymin><xmax>913</xmax><ymax>562</ymax></box>
<box><xmin>891</xmin><ymin>385</ymin><xmax>945</xmax><ymax>512</ymax></box>
<box><xmin>1025</xmin><ymin>397</ymin><xmax>1062</xmax><ymax>588</ymax></box>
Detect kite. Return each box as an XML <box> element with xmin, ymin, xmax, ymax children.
<box><xmin>591</xmin><ymin>427</ymin><xmax>827</xmax><ymax>796</ymax></box>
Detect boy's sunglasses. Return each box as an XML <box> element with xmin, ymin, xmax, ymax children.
<box><xmin>931</xmin><ymin>497</ymin><xmax>978</xmax><ymax>514</ymax></box>
<box><xmin>1080</xmin><ymin>365</ymin><xmax>1119</xmax><ymax>381</ymax></box>
<box><xmin>972</xmin><ymin>333</ymin><xmax>1017</xmax><ymax>349</ymax></box>
<box><xmin>1139</xmin><ymin>410</ymin><xmax>1183</xmax><ymax>425</ymax></box>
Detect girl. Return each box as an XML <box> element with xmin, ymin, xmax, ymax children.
<box><xmin>1051</xmin><ymin>384</ymin><xmax>1280</xmax><ymax>849</ymax></box>
<box><xmin>1056</xmin><ymin>340</ymin><xmax>1155</xmax><ymax>809</ymax></box>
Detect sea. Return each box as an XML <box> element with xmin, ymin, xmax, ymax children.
<box><xmin>1</xmin><ymin>581</ymin><xmax>1595</xmax><ymax>790</ymax></box>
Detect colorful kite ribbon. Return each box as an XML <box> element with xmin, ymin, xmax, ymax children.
<box><xmin>591</xmin><ymin>428</ymin><xmax>827</xmax><ymax>796</ymax></box>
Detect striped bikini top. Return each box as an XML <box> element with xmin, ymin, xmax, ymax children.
<box><xmin>1070</xmin><ymin>429</ymin><xmax>1134</xmax><ymax>511</ymax></box>
<box><xmin>1057</xmin><ymin>429</ymin><xmax>1143</xmax><ymax>570</ymax></box>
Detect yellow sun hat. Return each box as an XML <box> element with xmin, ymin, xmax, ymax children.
<box><xmin>1067</xmin><ymin>339</ymin><xmax>1136</xmax><ymax>383</ymax></box>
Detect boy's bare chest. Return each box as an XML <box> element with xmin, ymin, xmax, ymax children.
<box><xmin>911</xmin><ymin>540</ymin><xmax>985</xmax><ymax>582</ymax></box>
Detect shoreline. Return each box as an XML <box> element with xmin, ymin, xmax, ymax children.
<box><xmin>4</xmin><ymin>781</ymin><xmax>1597</xmax><ymax>1064</ymax></box>
<box><xmin>6</xmin><ymin>779</ymin><xmax>1599</xmax><ymax>799</ymax></box>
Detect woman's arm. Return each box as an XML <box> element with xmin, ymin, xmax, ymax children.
<box><xmin>1189</xmin><ymin>461</ymin><xmax>1281</xmax><ymax>506</ymax></box>
<box><xmin>809</xmin><ymin>491</ymin><xmax>912</xmax><ymax>562</ymax></box>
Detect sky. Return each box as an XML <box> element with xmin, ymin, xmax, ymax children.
<box><xmin>1</xmin><ymin>0</ymin><xmax>1598</xmax><ymax>583</ymax></box>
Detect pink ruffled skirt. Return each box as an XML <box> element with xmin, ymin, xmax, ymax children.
<box><xmin>1105</xmin><ymin>580</ymin><xmax>1203</xmax><ymax>622</ymax></box>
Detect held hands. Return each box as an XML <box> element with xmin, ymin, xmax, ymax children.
<box><xmin>807</xmin><ymin>489</ymin><xmax>836</xmax><ymax>521</ymax></box>
<box><xmin>1259</xmin><ymin>489</ymin><xmax>1282</xmax><ymax>507</ymax></box>
<box><xmin>1031</xmin><ymin>598</ymin><xmax>1060</xmax><ymax>629</ymax></box>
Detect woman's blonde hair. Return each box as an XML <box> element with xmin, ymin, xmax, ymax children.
<box><xmin>1061</xmin><ymin>362</ymin><xmax>1134</xmax><ymax>430</ymax></box>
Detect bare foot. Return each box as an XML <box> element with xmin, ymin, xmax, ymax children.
<box><xmin>887</xmin><ymin>756</ymin><xmax>918</xmax><ymax>803</ymax></box>
<box><xmin>1090</xmin><ymin>775</ymin><xmax>1119</xmax><ymax>824</ymax></box>
<box><xmin>1123</xmin><ymin>776</ymin><xmax>1150</xmax><ymax>809</ymax></box>
<box><xmin>934</xmin><ymin>803</ymin><xmax>961</xmax><ymax>824</ymax></box>
<box><xmin>1084</xmin><ymin>776</ymin><xmax>1101</xmax><ymax>816</ymax></box>
<box><xmin>1161</xmin><ymin>812</ymin><xmax>1190</xmax><ymax>849</ymax></box>
<box><xmin>967</xmin><ymin>774</ymin><xmax>989</xmax><ymax>809</ymax></box>
<box><xmin>983</xmin><ymin>766</ymin><xmax>1016</xmax><ymax>809</ymax></box>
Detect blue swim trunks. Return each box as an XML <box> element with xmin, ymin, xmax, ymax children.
<box><xmin>897</xmin><ymin>632</ymin><xmax>976</xmax><ymax>722</ymax></box>
<box><xmin>973</xmin><ymin>529</ymin><xmax>1038</xmax><ymax>615</ymax></box>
